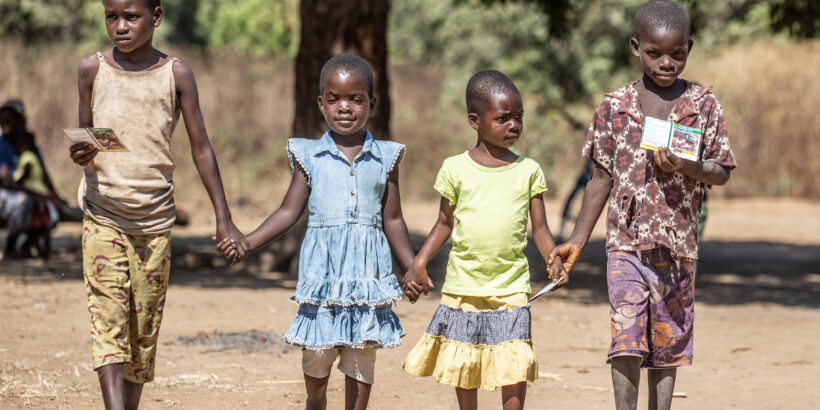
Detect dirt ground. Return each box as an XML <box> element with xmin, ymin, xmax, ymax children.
<box><xmin>1</xmin><ymin>198</ymin><xmax>819</xmax><ymax>409</ymax></box>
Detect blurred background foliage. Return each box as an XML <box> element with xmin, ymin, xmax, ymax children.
<box><xmin>0</xmin><ymin>0</ymin><xmax>818</xmax><ymax>203</ymax></box>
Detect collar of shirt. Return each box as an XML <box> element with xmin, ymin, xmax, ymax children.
<box><xmin>606</xmin><ymin>80</ymin><xmax>713</xmax><ymax>127</ymax></box>
<box><xmin>312</xmin><ymin>130</ymin><xmax>382</xmax><ymax>162</ymax></box>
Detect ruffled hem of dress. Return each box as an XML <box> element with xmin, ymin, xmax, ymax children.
<box><xmin>283</xmin><ymin>334</ymin><xmax>405</xmax><ymax>350</ymax></box>
<box><xmin>403</xmin><ymin>333</ymin><xmax>537</xmax><ymax>390</ymax></box>
<box><xmin>284</xmin><ymin>304</ymin><xmax>405</xmax><ymax>349</ymax></box>
<box><xmin>290</xmin><ymin>276</ymin><xmax>403</xmax><ymax>307</ymax></box>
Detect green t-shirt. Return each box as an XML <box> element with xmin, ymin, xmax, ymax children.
<box><xmin>435</xmin><ymin>151</ymin><xmax>548</xmax><ymax>296</ymax></box>
<box><xmin>14</xmin><ymin>150</ymin><xmax>49</xmax><ymax>196</ymax></box>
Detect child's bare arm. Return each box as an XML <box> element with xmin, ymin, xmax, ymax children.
<box><xmin>549</xmin><ymin>164</ymin><xmax>612</xmax><ymax>272</ymax></box>
<box><xmin>403</xmin><ymin>197</ymin><xmax>454</xmax><ymax>302</ymax></box>
<box><xmin>174</xmin><ymin>61</ymin><xmax>248</xmax><ymax>258</ymax></box>
<box><xmin>530</xmin><ymin>193</ymin><xmax>568</xmax><ymax>287</ymax></box>
<box><xmin>654</xmin><ymin>147</ymin><xmax>731</xmax><ymax>186</ymax></box>
<box><xmin>382</xmin><ymin>168</ymin><xmax>415</xmax><ymax>273</ymax></box>
<box><xmin>232</xmin><ymin>167</ymin><xmax>310</xmax><ymax>255</ymax></box>
<box><xmin>70</xmin><ymin>54</ymin><xmax>100</xmax><ymax>166</ymax></box>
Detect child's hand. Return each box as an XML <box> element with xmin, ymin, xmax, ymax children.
<box><xmin>548</xmin><ymin>254</ymin><xmax>569</xmax><ymax>289</ymax></box>
<box><xmin>403</xmin><ymin>265</ymin><xmax>434</xmax><ymax>304</ymax></box>
<box><xmin>216</xmin><ymin>222</ymin><xmax>249</xmax><ymax>262</ymax></box>
<box><xmin>654</xmin><ymin>147</ymin><xmax>683</xmax><ymax>173</ymax></box>
<box><xmin>212</xmin><ymin>236</ymin><xmax>246</xmax><ymax>266</ymax></box>
<box><xmin>69</xmin><ymin>142</ymin><xmax>98</xmax><ymax>166</ymax></box>
<box><xmin>549</xmin><ymin>242</ymin><xmax>583</xmax><ymax>274</ymax></box>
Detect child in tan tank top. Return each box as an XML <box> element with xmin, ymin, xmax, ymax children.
<box><xmin>68</xmin><ymin>1</ymin><xmax>247</xmax><ymax>408</ymax></box>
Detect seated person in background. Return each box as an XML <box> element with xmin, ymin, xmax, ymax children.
<box><xmin>0</xmin><ymin>100</ymin><xmax>61</xmax><ymax>258</ymax></box>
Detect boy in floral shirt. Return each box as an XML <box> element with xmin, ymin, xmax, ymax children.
<box><xmin>551</xmin><ymin>1</ymin><xmax>736</xmax><ymax>409</ymax></box>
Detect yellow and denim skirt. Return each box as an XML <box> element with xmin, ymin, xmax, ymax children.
<box><xmin>403</xmin><ymin>292</ymin><xmax>537</xmax><ymax>390</ymax></box>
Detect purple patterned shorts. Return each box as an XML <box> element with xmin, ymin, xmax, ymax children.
<box><xmin>606</xmin><ymin>248</ymin><xmax>695</xmax><ymax>368</ymax></box>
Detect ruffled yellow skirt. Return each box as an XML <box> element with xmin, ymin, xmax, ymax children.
<box><xmin>403</xmin><ymin>293</ymin><xmax>537</xmax><ymax>390</ymax></box>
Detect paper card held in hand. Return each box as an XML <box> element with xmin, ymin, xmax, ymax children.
<box><xmin>62</xmin><ymin>128</ymin><xmax>128</xmax><ymax>152</ymax></box>
<box><xmin>640</xmin><ymin>116</ymin><xmax>701</xmax><ymax>161</ymax></box>
<box><xmin>528</xmin><ymin>276</ymin><xmax>566</xmax><ymax>303</ymax></box>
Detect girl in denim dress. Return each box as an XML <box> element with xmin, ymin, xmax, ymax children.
<box><xmin>219</xmin><ymin>54</ymin><xmax>414</xmax><ymax>409</ymax></box>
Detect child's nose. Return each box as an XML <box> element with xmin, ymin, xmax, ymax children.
<box><xmin>659</xmin><ymin>56</ymin><xmax>674</xmax><ymax>70</ymax></box>
<box><xmin>116</xmin><ymin>19</ymin><xmax>128</xmax><ymax>32</ymax></box>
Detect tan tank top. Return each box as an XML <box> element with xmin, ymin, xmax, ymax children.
<box><xmin>78</xmin><ymin>51</ymin><xmax>180</xmax><ymax>234</ymax></box>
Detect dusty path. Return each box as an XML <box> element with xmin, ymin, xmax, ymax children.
<box><xmin>1</xmin><ymin>198</ymin><xmax>819</xmax><ymax>409</ymax></box>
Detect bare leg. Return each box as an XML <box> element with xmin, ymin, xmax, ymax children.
<box><xmin>501</xmin><ymin>381</ymin><xmax>527</xmax><ymax>410</ymax></box>
<box><xmin>611</xmin><ymin>356</ymin><xmax>642</xmax><ymax>410</ymax></box>
<box><xmin>97</xmin><ymin>364</ymin><xmax>125</xmax><ymax>410</ymax></box>
<box><xmin>455</xmin><ymin>387</ymin><xmax>477</xmax><ymax>410</ymax></box>
<box><xmin>344</xmin><ymin>375</ymin><xmax>372</xmax><ymax>410</ymax></box>
<box><xmin>304</xmin><ymin>374</ymin><xmax>330</xmax><ymax>410</ymax></box>
<box><xmin>648</xmin><ymin>368</ymin><xmax>677</xmax><ymax>410</ymax></box>
<box><xmin>123</xmin><ymin>379</ymin><xmax>144</xmax><ymax>410</ymax></box>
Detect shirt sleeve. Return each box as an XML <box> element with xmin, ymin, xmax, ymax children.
<box><xmin>287</xmin><ymin>138</ymin><xmax>311</xmax><ymax>186</ymax></box>
<box><xmin>581</xmin><ymin>99</ymin><xmax>616</xmax><ymax>175</ymax></box>
<box><xmin>433</xmin><ymin>159</ymin><xmax>458</xmax><ymax>206</ymax></box>
<box><xmin>529</xmin><ymin>164</ymin><xmax>548</xmax><ymax>198</ymax></box>
<box><xmin>699</xmin><ymin>94</ymin><xmax>737</xmax><ymax>169</ymax></box>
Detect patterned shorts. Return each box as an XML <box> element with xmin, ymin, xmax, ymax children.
<box><xmin>607</xmin><ymin>248</ymin><xmax>695</xmax><ymax>368</ymax></box>
<box><xmin>82</xmin><ymin>218</ymin><xmax>172</xmax><ymax>383</ymax></box>
<box><xmin>302</xmin><ymin>347</ymin><xmax>377</xmax><ymax>384</ymax></box>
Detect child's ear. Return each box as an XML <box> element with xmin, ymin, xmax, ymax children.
<box><xmin>152</xmin><ymin>7</ymin><xmax>163</xmax><ymax>27</ymax></box>
<box><xmin>369</xmin><ymin>95</ymin><xmax>378</xmax><ymax>114</ymax></box>
<box><xmin>467</xmin><ymin>113</ymin><xmax>480</xmax><ymax>131</ymax></box>
<box><xmin>687</xmin><ymin>38</ymin><xmax>694</xmax><ymax>53</ymax></box>
<box><xmin>630</xmin><ymin>37</ymin><xmax>640</xmax><ymax>57</ymax></box>
<box><xmin>317</xmin><ymin>96</ymin><xmax>325</xmax><ymax>115</ymax></box>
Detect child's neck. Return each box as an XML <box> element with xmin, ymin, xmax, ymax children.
<box><xmin>636</xmin><ymin>74</ymin><xmax>687</xmax><ymax>120</ymax></box>
<box><xmin>329</xmin><ymin>130</ymin><xmax>366</xmax><ymax>164</ymax></box>
<box><xmin>469</xmin><ymin>140</ymin><xmax>518</xmax><ymax>168</ymax></box>
<box><xmin>111</xmin><ymin>44</ymin><xmax>164</xmax><ymax>71</ymax></box>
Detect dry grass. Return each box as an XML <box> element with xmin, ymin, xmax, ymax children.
<box><xmin>686</xmin><ymin>37</ymin><xmax>820</xmax><ymax>198</ymax></box>
<box><xmin>0</xmin><ymin>37</ymin><xmax>816</xmax><ymax>229</ymax></box>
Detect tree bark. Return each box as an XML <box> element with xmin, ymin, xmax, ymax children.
<box><xmin>293</xmin><ymin>0</ymin><xmax>391</xmax><ymax>140</ymax></box>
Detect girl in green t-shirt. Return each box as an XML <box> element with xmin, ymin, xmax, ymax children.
<box><xmin>402</xmin><ymin>70</ymin><xmax>568</xmax><ymax>409</ymax></box>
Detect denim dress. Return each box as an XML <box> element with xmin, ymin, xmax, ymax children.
<box><xmin>283</xmin><ymin>131</ymin><xmax>406</xmax><ymax>349</ymax></box>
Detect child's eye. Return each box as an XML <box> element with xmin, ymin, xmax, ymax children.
<box><xmin>127</xmin><ymin>14</ymin><xmax>139</xmax><ymax>20</ymax></box>
<box><xmin>106</xmin><ymin>14</ymin><xmax>117</xmax><ymax>20</ymax></box>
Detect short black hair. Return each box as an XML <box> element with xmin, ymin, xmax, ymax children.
<box><xmin>465</xmin><ymin>70</ymin><xmax>520</xmax><ymax>114</ymax></box>
<box><xmin>319</xmin><ymin>54</ymin><xmax>375</xmax><ymax>98</ymax></box>
<box><xmin>634</xmin><ymin>0</ymin><xmax>690</xmax><ymax>39</ymax></box>
<box><xmin>108</xmin><ymin>0</ymin><xmax>160</xmax><ymax>10</ymax></box>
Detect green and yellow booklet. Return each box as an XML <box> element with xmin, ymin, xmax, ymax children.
<box><xmin>640</xmin><ymin>116</ymin><xmax>701</xmax><ymax>161</ymax></box>
<box><xmin>62</xmin><ymin>128</ymin><xmax>128</xmax><ymax>152</ymax></box>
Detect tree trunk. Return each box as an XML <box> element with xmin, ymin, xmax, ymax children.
<box><xmin>292</xmin><ymin>0</ymin><xmax>391</xmax><ymax>140</ymax></box>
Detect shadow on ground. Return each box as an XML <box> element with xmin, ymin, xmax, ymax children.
<box><xmin>1</xmin><ymin>232</ymin><xmax>819</xmax><ymax>308</ymax></box>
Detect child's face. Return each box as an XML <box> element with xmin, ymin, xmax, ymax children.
<box><xmin>103</xmin><ymin>0</ymin><xmax>162</xmax><ymax>53</ymax></box>
<box><xmin>469</xmin><ymin>91</ymin><xmax>524</xmax><ymax>150</ymax></box>
<box><xmin>317</xmin><ymin>70</ymin><xmax>376</xmax><ymax>138</ymax></box>
<box><xmin>630</xmin><ymin>27</ymin><xmax>692</xmax><ymax>88</ymax></box>
<box><xmin>0</xmin><ymin>111</ymin><xmax>23</xmax><ymax>136</ymax></box>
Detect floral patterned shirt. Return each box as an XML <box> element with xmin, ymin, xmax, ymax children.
<box><xmin>583</xmin><ymin>80</ymin><xmax>737</xmax><ymax>260</ymax></box>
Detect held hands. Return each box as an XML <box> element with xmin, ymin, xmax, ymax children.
<box><xmin>548</xmin><ymin>241</ymin><xmax>583</xmax><ymax>285</ymax></box>
<box><xmin>402</xmin><ymin>264</ymin><xmax>435</xmax><ymax>304</ymax></box>
<box><xmin>70</xmin><ymin>142</ymin><xmax>99</xmax><ymax>166</ymax></box>
<box><xmin>212</xmin><ymin>222</ymin><xmax>250</xmax><ymax>266</ymax></box>
<box><xmin>547</xmin><ymin>254</ymin><xmax>569</xmax><ymax>289</ymax></box>
<box><xmin>654</xmin><ymin>147</ymin><xmax>683</xmax><ymax>173</ymax></box>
